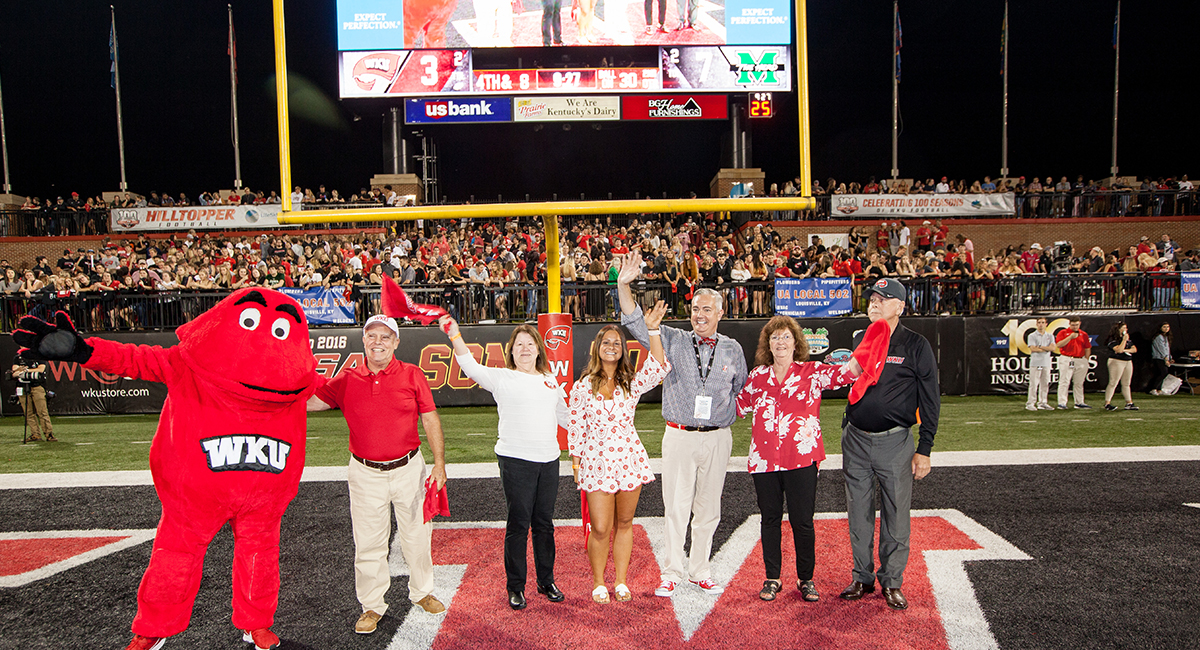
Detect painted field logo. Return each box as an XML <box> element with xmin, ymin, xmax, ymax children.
<box><xmin>732</xmin><ymin>50</ymin><xmax>783</xmax><ymax>84</ymax></box>
<box><xmin>802</xmin><ymin>327</ymin><xmax>830</xmax><ymax>355</ymax></box>
<box><xmin>387</xmin><ymin>510</ymin><xmax>1029</xmax><ymax>650</ymax></box>
<box><xmin>543</xmin><ymin>326</ymin><xmax>571</xmax><ymax>351</ymax></box>
<box><xmin>113</xmin><ymin>209</ymin><xmax>140</xmax><ymax>229</ymax></box>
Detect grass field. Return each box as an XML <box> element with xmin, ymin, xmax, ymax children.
<box><xmin>2</xmin><ymin>394</ymin><xmax>1196</xmax><ymax>474</ymax></box>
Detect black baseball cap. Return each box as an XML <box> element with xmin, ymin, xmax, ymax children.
<box><xmin>864</xmin><ymin>278</ymin><xmax>907</xmax><ymax>302</ymax></box>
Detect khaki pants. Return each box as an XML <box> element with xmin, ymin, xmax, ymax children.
<box><xmin>660</xmin><ymin>425</ymin><xmax>732</xmax><ymax>583</ymax></box>
<box><xmin>1057</xmin><ymin>355</ymin><xmax>1088</xmax><ymax>407</ymax></box>
<box><xmin>19</xmin><ymin>386</ymin><xmax>52</xmax><ymax>436</ymax></box>
<box><xmin>347</xmin><ymin>454</ymin><xmax>434</xmax><ymax>615</ymax></box>
<box><xmin>1026</xmin><ymin>365</ymin><xmax>1051</xmax><ymax>408</ymax></box>
<box><xmin>1105</xmin><ymin>358</ymin><xmax>1133</xmax><ymax>404</ymax></box>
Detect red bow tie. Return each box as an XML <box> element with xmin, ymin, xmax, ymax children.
<box><xmin>700</xmin><ymin>337</ymin><xmax>717</xmax><ymax>348</ymax></box>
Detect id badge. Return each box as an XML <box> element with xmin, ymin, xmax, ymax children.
<box><xmin>694</xmin><ymin>395</ymin><xmax>712</xmax><ymax>420</ymax></box>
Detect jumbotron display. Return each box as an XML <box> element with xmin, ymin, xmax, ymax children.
<box><xmin>337</xmin><ymin>0</ymin><xmax>791</xmax><ymax>50</ymax></box>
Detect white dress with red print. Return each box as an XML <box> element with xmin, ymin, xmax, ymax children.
<box><xmin>736</xmin><ymin>361</ymin><xmax>855</xmax><ymax>474</ymax></box>
<box><xmin>568</xmin><ymin>355</ymin><xmax>670</xmax><ymax>493</ymax></box>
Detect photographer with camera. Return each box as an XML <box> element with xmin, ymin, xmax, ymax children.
<box><xmin>12</xmin><ymin>351</ymin><xmax>55</xmax><ymax>442</ymax></box>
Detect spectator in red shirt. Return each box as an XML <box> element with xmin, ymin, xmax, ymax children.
<box><xmin>1055</xmin><ymin>316</ymin><xmax>1091</xmax><ymax>409</ymax></box>
<box><xmin>915</xmin><ymin>221</ymin><xmax>932</xmax><ymax>252</ymax></box>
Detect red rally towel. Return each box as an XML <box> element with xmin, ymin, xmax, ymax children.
<box><xmin>382</xmin><ymin>275</ymin><xmax>448</xmax><ymax>326</ymax></box>
<box><xmin>849</xmin><ymin>319</ymin><xmax>892</xmax><ymax>404</ymax></box>
<box><xmin>423</xmin><ymin>477</ymin><xmax>450</xmax><ymax>523</ymax></box>
<box><xmin>581</xmin><ymin>490</ymin><xmax>592</xmax><ymax>548</ymax></box>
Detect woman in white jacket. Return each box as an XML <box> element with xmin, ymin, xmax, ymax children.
<box><xmin>440</xmin><ymin>316</ymin><xmax>569</xmax><ymax>611</ymax></box>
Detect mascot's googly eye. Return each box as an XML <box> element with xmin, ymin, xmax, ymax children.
<box><xmin>271</xmin><ymin>317</ymin><xmax>291</xmax><ymax>340</ymax></box>
<box><xmin>239</xmin><ymin>307</ymin><xmax>261</xmax><ymax>331</ymax></box>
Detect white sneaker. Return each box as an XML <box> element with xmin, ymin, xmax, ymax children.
<box><xmin>689</xmin><ymin>578</ymin><xmax>724</xmax><ymax>594</ymax></box>
<box><xmin>1037</xmin><ymin>404</ymin><xmax>1054</xmax><ymax>410</ymax></box>
<box><xmin>1025</xmin><ymin>405</ymin><xmax>1037</xmax><ymax>411</ymax></box>
<box><xmin>654</xmin><ymin>580</ymin><xmax>677</xmax><ymax>597</ymax></box>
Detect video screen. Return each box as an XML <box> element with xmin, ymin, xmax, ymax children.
<box><xmin>337</xmin><ymin>0</ymin><xmax>791</xmax><ymax>49</ymax></box>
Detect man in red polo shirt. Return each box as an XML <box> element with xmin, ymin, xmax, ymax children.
<box><xmin>1055</xmin><ymin>316</ymin><xmax>1092</xmax><ymax>410</ymax></box>
<box><xmin>308</xmin><ymin>315</ymin><xmax>448</xmax><ymax>634</ymax></box>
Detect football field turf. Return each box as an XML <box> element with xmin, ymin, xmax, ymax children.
<box><xmin>2</xmin><ymin>394</ymin><xmax>1197</xmax><ymax>474</ymax></box>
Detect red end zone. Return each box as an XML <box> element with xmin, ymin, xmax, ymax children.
<box><xmin>417</xmin><ymin>511</ymin><xmax>1023</xmax><ymax>650</ymax></box>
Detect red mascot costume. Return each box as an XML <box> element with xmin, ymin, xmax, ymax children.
<box><xmin>15</xmin><ymin>288</ymin><xmax>323</xmax><ymax>650</ymax></box>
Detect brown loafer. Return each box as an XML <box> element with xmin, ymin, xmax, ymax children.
<box><xmin>883</xmin><ymin>587</ymin><xmax>908</xmax><ymax>610</ymax></box>
<box><xmin>839</xmin><ymin>581</ymin><xmax>875</xmax><ymax>600</ymax></box>
<box><xmin>415</xmin><ymin>594</ymin><xmax>446</xmax><ymax>614</ymax></box>
<box><xmin>354</xmin><ymin>610</ymin><xmax>382</xmax><ymax>634</ymax></box>
<box><xmin>798</xmin><ymin>579</ymin><xmax>819</xmax><ymax>602</ymax></box>
<box><xmin>759</xmin><ymin>580</ymin><xmax>781</xmax><ymax>601</ymax></box>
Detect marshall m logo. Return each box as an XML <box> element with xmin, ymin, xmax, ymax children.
<box><xmin>200</xmin><ymin>435</ymin><xmax>292</xmax><ymax>473</ymax></box>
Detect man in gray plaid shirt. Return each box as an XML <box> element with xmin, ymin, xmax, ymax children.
<box><xmin>618</xmin><ymin>254</ymin><xmax>748</xmax><ymax>597</ymax></box>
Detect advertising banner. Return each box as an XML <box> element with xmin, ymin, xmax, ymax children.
<box><xmin>338</xmin><ymin>50</ymin><xmax>471</xmax><ymax>97</ymax></box>
<box><xmin>621</xmin><ymin>95</ymin><xmax>728</xmax><ymax>120</ymax></box>
<box><xmin>279</xmin><ymin>288</ymin><xmax>357</xmax><ymax>325</ymax></box>
<box><xmin>830</xmin><ymin>193</ymin><xmax>1016</xmax><ymax>218</ymax></box>
<box><xmin>109</xmin><ymin>205</ymin><xmax>290</xmax><ymax>233</ymax></box>
<box><xmin>514</xmin><ymin>96</ymin><xmax>620</xmax><ymax>122</ymax></box>
<box><xmin>1181</xmin><ymin>272</ymin><xmax>1200</xmax><ymax>310</ymax></box>
<box><xmin>773</xmin><ymin>278</ymin><xmax>853</xmax><ymax>318</ymax></box>
<box><xmin>7</xmin><ymin>314</ymin><xmax>1194</xmax><ymax>415</ymax></box>
<box><xmin>404</xmin><ymin>97</ymin><xmax>512</xmax><ymax>123</ymax></box>
<box><xmin>335</xmin><ymin>0</ymin><xmax>788</xmax><ymax>50</ymax></box>
<box><xmin>661</xmin><ymin>46</ymin><xmax>792</xmax><ymax>91</ymax></box>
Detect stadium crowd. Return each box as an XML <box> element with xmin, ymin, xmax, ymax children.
<box><xmin>0</xmin><ymin>209</ymin><xmax>1193</xmax><ymax>332</ymax></box>
<box><xmin>6</xmin><ymin>171</ymin><xmax>1195</xmax><ymax>237</ymax></box>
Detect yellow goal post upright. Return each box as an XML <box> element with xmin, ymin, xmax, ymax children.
<box><xmin>269</xmin><ymin>0</ymin><xmax>814</xmax><ymax>314</ymax></box>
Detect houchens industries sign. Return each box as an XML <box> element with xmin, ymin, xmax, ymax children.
<box><xmin>109</xmin><ymin>205</ymin><xmax>292</xmax><ymax>232</ymax></box>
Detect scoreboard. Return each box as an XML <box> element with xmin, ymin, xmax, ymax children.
<box><xmin>338</xmin><ymin>46</ymin><xmax>791</xmax><ymax>98</ymax></box>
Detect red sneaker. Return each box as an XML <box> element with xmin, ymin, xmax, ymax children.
<box><xmin>124</xmin><ymin>635</ymin><xmax>165</xmax><ymax>650</ymax></box>
<box><xmin>242</xmin><ymin>628</ymin><xmax>280</xmax><ymax>650</ymax></box>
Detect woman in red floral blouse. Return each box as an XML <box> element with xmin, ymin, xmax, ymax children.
<box><xmin>736</xmin><ymin>316</ymin><xmax>861</xmax><ymax>603</ymax></box>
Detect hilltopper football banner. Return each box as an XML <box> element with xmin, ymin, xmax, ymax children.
<box><xmin>831</xmin><ymin>193</ymin><xmax>1015</xmax><ymax>218</ymax></box>
<box><xmin>109</xmin><ymin>205</ymin><xmax>290</xmax><ymax>232</ymax></box>
<box><xmin>773</xmin><ymin>278</ymin><xmax>852</xmax><ymax>317</ymax></box>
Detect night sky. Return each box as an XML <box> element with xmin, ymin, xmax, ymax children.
<box><xmin>1</xmin><ymin>0</ymin><xmax>1194</xmax><ymax>203</ymax></box>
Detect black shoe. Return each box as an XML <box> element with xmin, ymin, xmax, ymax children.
<box><xmin>1075</xmin><ymin>403</ymin><xmax>1092</xmax><ymax>409</ymax></box>
<box><xmin>839</xmin><ymin>581</ymin><xmax>874</xmax><ymax>600</ymax></box>
<box><xmin>508</xmin><ymin>590</ymin><xmax>527</xmax><ymax>610</ymax></box>
<box><xmin>759</xmin><ymin>579</ymin><xmax>781</xmax><ymax>601</ymax></box>
<box><xmin>1124</xmin><ymin>403</ymin><xmax>1139</xmax><ymax>411</ymax></box>
<box><xmin>883</xmin><ymin>587</ymin><xmax>908</xmax><ymax>610</ymax></box>
<box><xmin>536</xmin><ymin>583</ymin><xmax>565</xmax><ymax>602</ymax></box>
<box><xmin>1104</xmin><ymin>404</ymin><xmax>1117</xmax><ymax>411</ymax></box>
<box><xmin>798</xmin><ymin>579</ymin><xmax>819</xmax><ymax>602</ymax></box>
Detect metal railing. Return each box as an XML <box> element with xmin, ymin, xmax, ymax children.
<box><xmin>0</xmin><ymin>273</ymin><xmax>1186</xmax><ymax>333</ymax></box>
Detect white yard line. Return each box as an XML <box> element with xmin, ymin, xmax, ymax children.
<box><xmin>3</xmin><ymin>446</ymin><xmax>1200</xmax><ymax>489</ymax></box>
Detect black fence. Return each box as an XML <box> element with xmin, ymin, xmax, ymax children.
<box><xmin>0</xmin><ymin>273</ymin><xmax>1188</xmax><ymax>334</ymax></box>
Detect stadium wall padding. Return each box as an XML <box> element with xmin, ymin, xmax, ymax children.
<box><xmin>2</xmin><ymin>313</ymin><xmax>1197</xmax><ymax>415</ymax></box>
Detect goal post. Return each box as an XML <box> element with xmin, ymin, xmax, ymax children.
<box><xmin>268</xmin><ymin>0</ymin><xmax>814</xmax><ymax>314</ymax></box>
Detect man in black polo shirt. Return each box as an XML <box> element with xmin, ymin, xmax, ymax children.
<box><xmin>839</xmin><ymin>278</ymin><xmax>939</xmax><ymax>610</ymax></box>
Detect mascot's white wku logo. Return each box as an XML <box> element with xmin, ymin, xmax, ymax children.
<box><xmin>199</xmin><ymin>435</ymin><xmax>291</xmax><ymax>473</ymax></box>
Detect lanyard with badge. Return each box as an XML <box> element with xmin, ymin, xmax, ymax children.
<box><xmin>691</xmin><ymin>334</ymin><xmax>716</xmax><ymax>420</ymax></box>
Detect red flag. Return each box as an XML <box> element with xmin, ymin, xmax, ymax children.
<box><xmin>849</xmin><ymin>319</ymin><xmax>892</xmax><ymax>404</ymax></box>
<box><xmin>423</xmin><ymin>477</ymin><xmax>450</xmax><ymax>523</ymax></box>
<box><xmin>381</xmin><ymin>274</ymin><xmax>448</xmax><ymax>325</ymax></box>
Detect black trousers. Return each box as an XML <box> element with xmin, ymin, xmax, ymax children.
<box><xmin>497</xmin><ymin>455</ymin><xmax>558</xmax><ymax>592</ymax></box>
<box><xmin>753</xmin><ymin>464</ymin><xmax>818</xmax><ymax>581</ymax></box>
<box><xmin>540</xmin><ymin>0</ymin><xmax>562</xmax><ymax>45</ymax></box>
<box><xmin>1150</xmin><ymin>358</ymin><xmax>1170</xmax><ymax>391</ymax></box>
